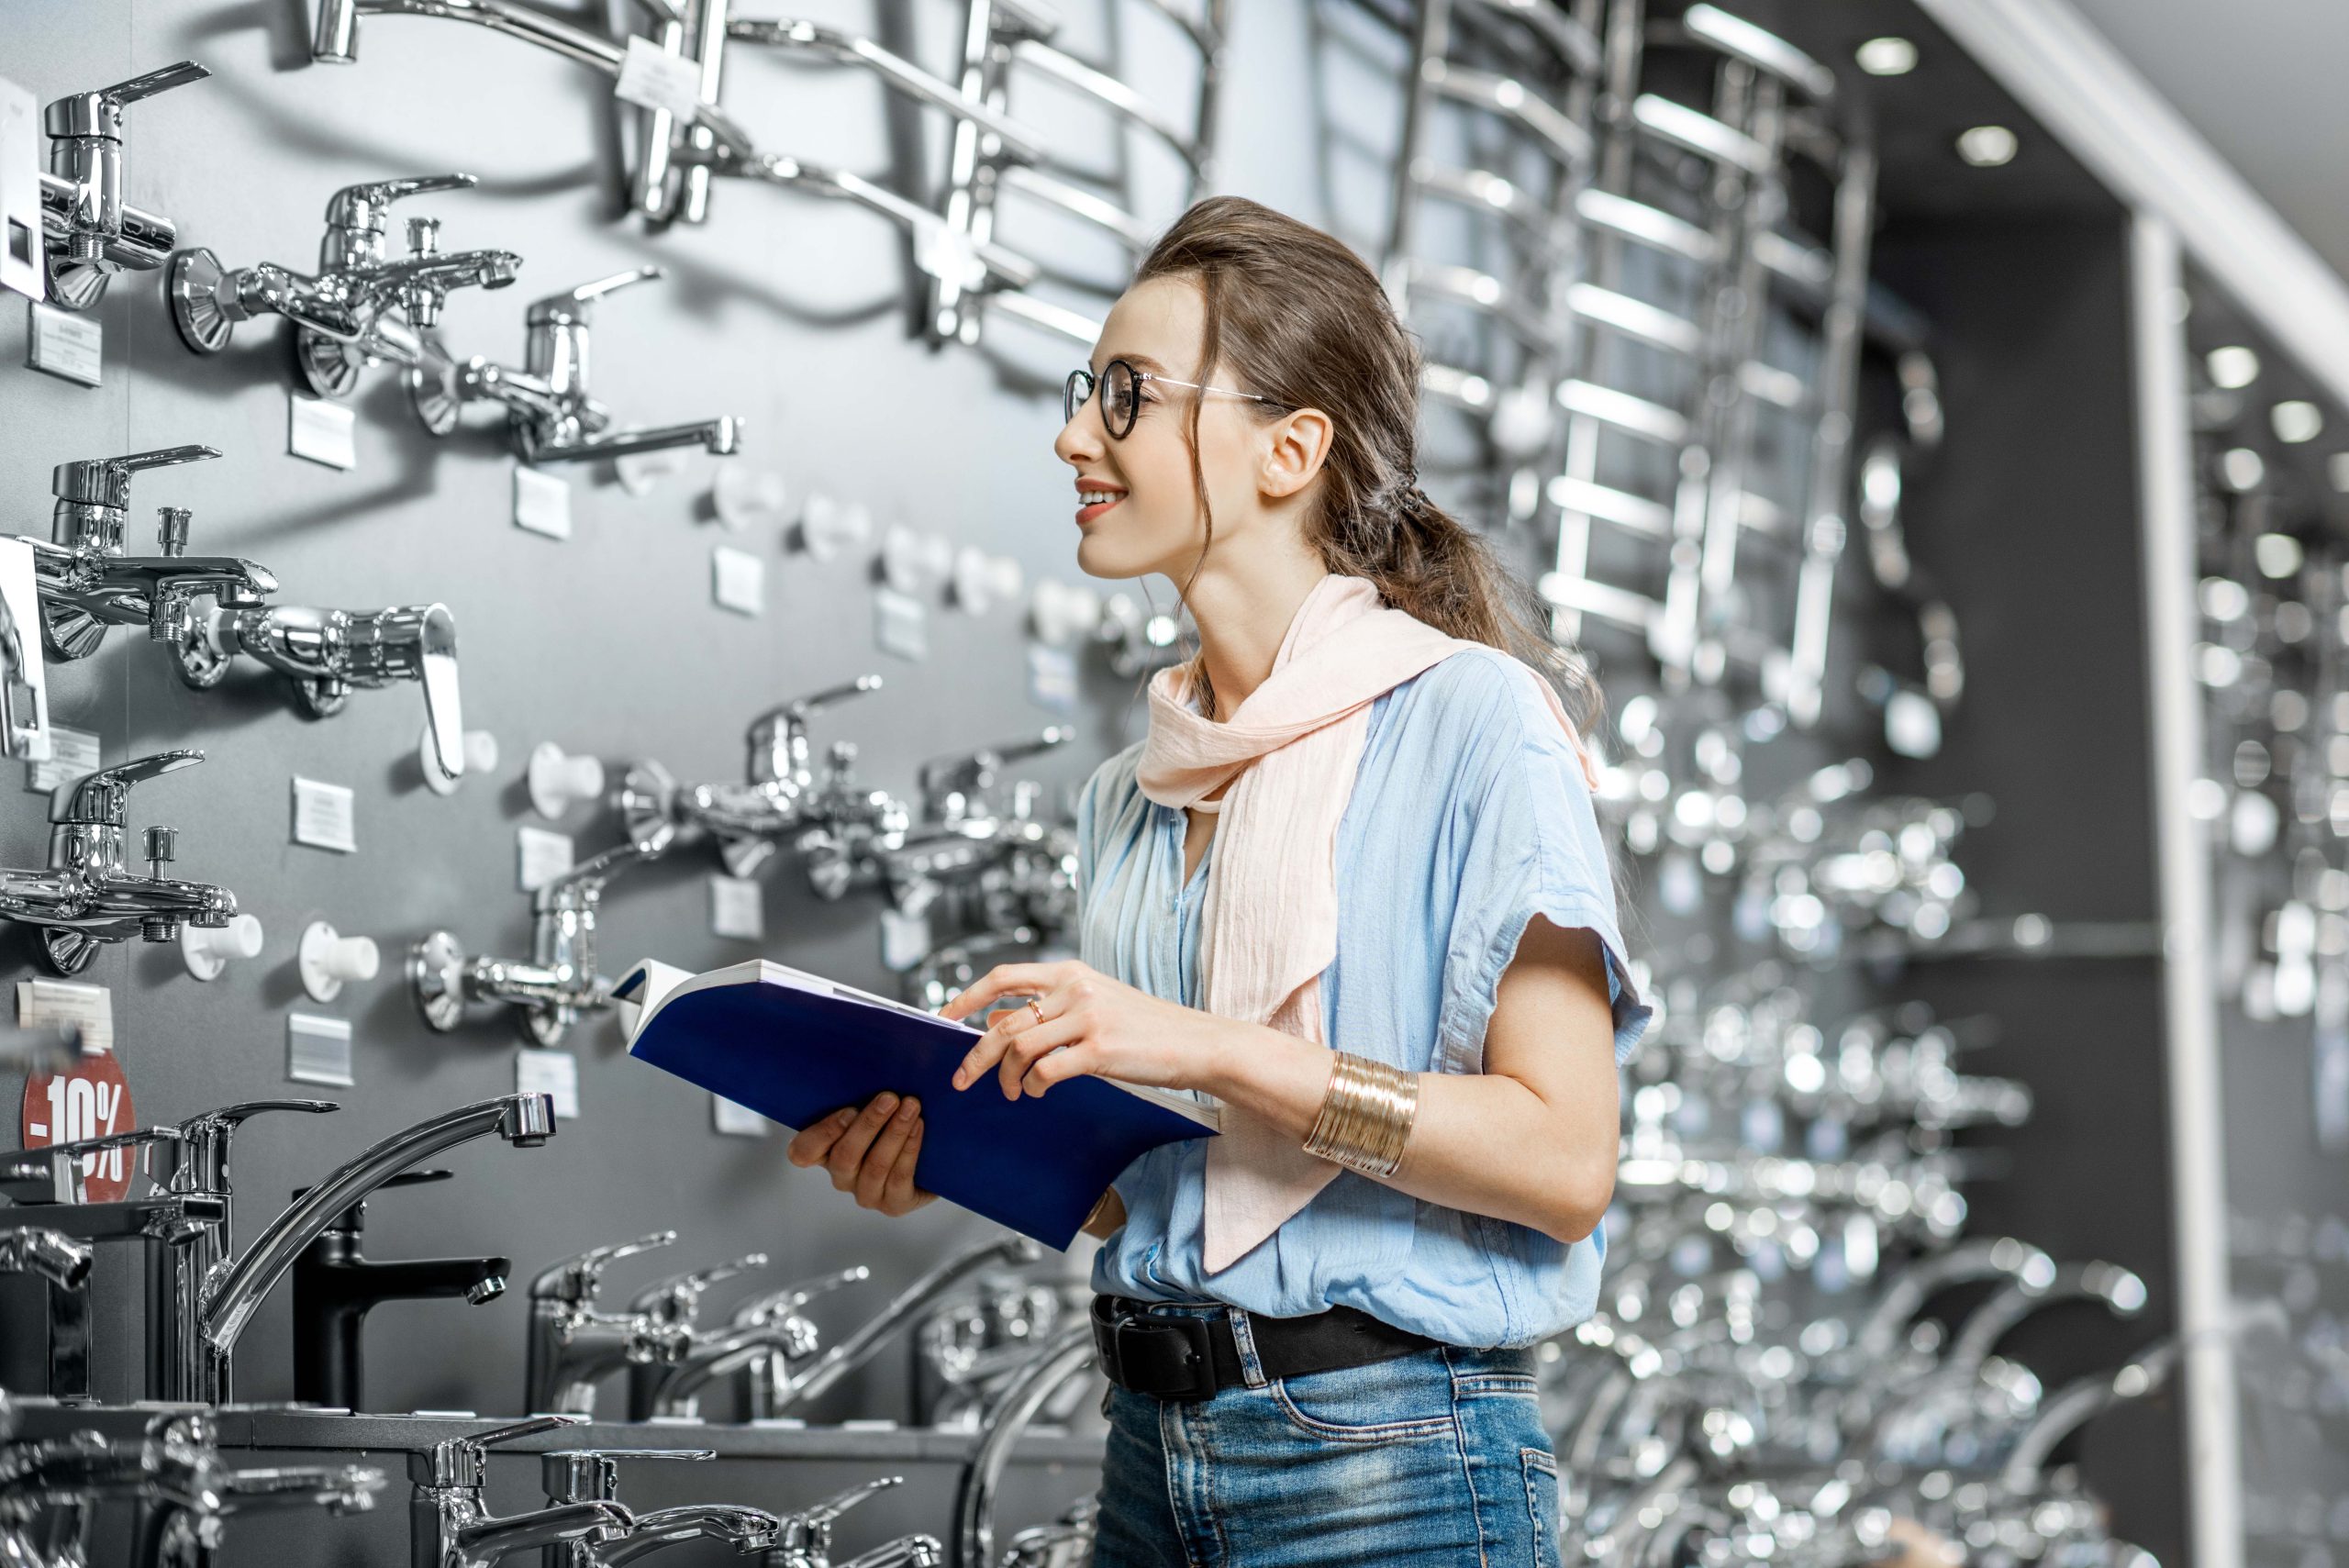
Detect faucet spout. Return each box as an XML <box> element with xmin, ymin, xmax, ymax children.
<box><xmin>453</xmin><ymin>1499</ymin><xmax>634</xmax><ymax>1564</ymax></box>
<box><xmin>596</xmin><ymin>1504</ymin><xmax>781</xmax><ymax>1564</ymax></box>
<box><xmin>522</xmin><ymin>416</ymin><xmax>742</xmax><ymax>466</ymax></box>
<box><xmin>765</xmin><ymin>1235</ymin><xmax>1043</xmax><ymax>1415</ymax></box>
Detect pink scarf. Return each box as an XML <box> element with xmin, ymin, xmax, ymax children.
<box><xmin>1135</xmin><ymin>573</ymin><xmax>1599</xmax><ymax>1273</ymax></box>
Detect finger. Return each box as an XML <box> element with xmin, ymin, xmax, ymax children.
<box><xmin>1021</xmin><ymin>1041</ymin><xmax>1098</xmax><ymax>1098</ymax></box>
<box><xmin>787</xmin><ymin>1106</ymin><xmax>858</xmax><ymax>1167</ymax></box>
<box><xmin>935</xmin><ymin>962</ymin><xmax>1074</xmax><ymax>1022</ymax></box>
<box><xmin>882</xmin><ymin>1116</ymin><xmax>927</xmax><ymax>1214</ymax></box>
<box><xmin>856</xmin><ymin>1097</ymin><xmax>920</xmax><ymax>1208</ymax></box>
<box><xmin>824</xmin><ymin>1093</ymin><xmax>900</xmax><ymax>1190</ymax></box>
<box><xmin>950</xmin><ymin>1021</ymin><xmax>1016</xmax><ymax>1092</ymax></box>
<box><xmin>999</xmin><ymin>1013</ymin><xmax>1085</xmax><ymax>1101</ymax></box>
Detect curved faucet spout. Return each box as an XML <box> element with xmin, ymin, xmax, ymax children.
<box><xmin>454</xmin><ymin>1498</ymin><xmax>634</xmax><ymax>1564</ymax></box>
<box><xmin>596</xmin><ymin>1505</ymin><xmax>781</xmax><ymax>1564</ymax></box>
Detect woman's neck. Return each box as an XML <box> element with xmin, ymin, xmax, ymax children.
<box><xmin>1180</xmin><ymin>558</ymin><xmax>1332</xmax><ymax>721</ymax></box>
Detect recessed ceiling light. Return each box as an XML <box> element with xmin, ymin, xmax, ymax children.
<box><xmin>2207</xmin><ymin>345</ymin><xmax>2261</xmax><ymax>389</ymax></box>
<box><xmin>1954</xmin><ymin>125</ymin><xmax>2018</xmax><ymax>167</ymax></box>
<box><xmin>2273</xmin><ymin>401</ymin><xmax>2324</xmax><ymax>443</ymax></box>
<box><xmin>1854</xmin><ymin>37</ymin><xmax>1918</xmax><ymax>75</ymax></box>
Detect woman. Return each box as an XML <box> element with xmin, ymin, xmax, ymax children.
<box><xmin>786</xmin><ymin>195</ymin><xmax>1650</xmax><ymax>1566</ymax></box>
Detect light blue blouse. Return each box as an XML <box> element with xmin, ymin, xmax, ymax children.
<box><xmin>1076</xmin><ymin>644</ymin><xmax>1653</xmax><ymax>1349</ymax></box>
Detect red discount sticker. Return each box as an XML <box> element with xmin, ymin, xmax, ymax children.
<box><xmin>20</xmin><ymin>1051</ymin><xmax>138</xmax><ymax>1203</ymax></box>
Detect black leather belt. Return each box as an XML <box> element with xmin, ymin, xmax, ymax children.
<box><xmin>1090</xmin><ymin>1292</ymin><xmax>1442</xmax><ymax>1402</ymax></box>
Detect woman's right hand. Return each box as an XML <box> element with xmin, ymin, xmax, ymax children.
<box><xmin>785</xmin><ymin>1091</ymin><xmax>937</xmax><ymax>1218</ymax></box>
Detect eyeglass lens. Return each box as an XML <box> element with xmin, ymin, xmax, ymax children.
<box><xmin>1063</xmin><ymin>361</ymin><xmax>1141</xmax><ymax>438</ymax></box>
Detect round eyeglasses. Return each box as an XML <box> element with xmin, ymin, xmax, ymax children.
<box><xmin>1063</xmin><ymin>357</ymin><xmax>1278</xmax><ymax>439</ymax></box>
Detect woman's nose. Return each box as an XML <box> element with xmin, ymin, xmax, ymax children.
<box><xmin>1054</xmin><ymin>406</ymin><xmax>1103</xmax><ymax>466</ymax></box>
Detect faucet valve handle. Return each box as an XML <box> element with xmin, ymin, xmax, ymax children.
<box><xmin>324</xmin><ymin>172</ymin><xmax>477</xmax><ymax>237</ymax></box>
<box><xmin>529</xmin><ymin>1229</ymin><xmax>679</xmax><ymax>1304</ymax></box>
<box><xmin>52</xmin><ymin>446</ymin><xmax>222</xmax><ymax>513</ymax></box>
<box><xmin>44</xmin><ymin>61</ymin><xmax>211</xmax><ymax>139</ymax></box>
<box><xmin>50</xmin><ymin>748</ymin><xmax>206</xmax><ymax>828</ymax></box>
<box><xmin>407</xmin><ymin>216</ymin><xmax>440</xmax><ymax>258</ymax></box>
<box><xmin>629</xmin><ymin>1251</ymin><xmax>772</xmax><ymax>1322</ymax></box>
<box><xmin>413</xmin><ymin>1414</ymin><xmax>584</xmax><ymax>1491</ymax></box>
<box><xmin>744</xmin><ymin>674</ymin><xmax>884</xmax><ymax>784</ymax></box>
<box><xmin>793</xmin><ymin>1475</ymin><xmax>903</xmax><ymax>1543</ymax></box>
<box><xmin>167</xmin><ymin>1098</ymin><xmax>338</xmax><ymax>1195</ymax></box>
<box><xmin>540</xmin><ymin>1447</ymin><xmax>711</xmax><ymax>1505</ymax></box>
<box><xmin>156</xmin><ymin>506</ymin><xmax>191</xmax><ymax>558</ymax></box>
<box><xmin>528</xmin><ymin>265</ymin><xmax>662</xmax><ymax>328</ymax></box>
<box><xmin>732</xmin><ymin>1264</ymin><xmax>873</xmax><ymax>1326</ymax></box>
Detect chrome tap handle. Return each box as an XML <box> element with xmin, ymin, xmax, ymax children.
<box><xmin>918</xmin><ymin>727</ymin><xmax>1071</xmax><ymax>799</ymax></box>
<box><xmin>324</xmin><ymin>172</ymin><xmax>477</xmax><ymax>234</ymax></box>
<box><xmin>43</xmin><ymin>61</ymin><xmax>210</xmax><ymax>139</ymax></box>
<box><xmin>731</xmin><ymin>1264</ymin><xmax>871</xmax><ymax>1325</ymax></box>
<box><xmin>540</xmin><ymin>1447</ymin><xmax>711</xmax><ymax>1505</ymax></box>
<box><xmin>50</xmin><ymin>748</ymin><xmax>204</xmax><ymax>827</ymax></box>
<box><xmin>27</xmin><ymin>1124</ymin><xmax>190</xmax><ymax>1192</ymax></box>
<box><xmin>745</xmin><ymin>674</ymin><xmax>884</xmax><ymax>783</ymax></box>
<box><xmin>169</xmin><ymin>1098</ymin><xmax>338</xmax><ymax>1195</ymax></box>
<box><xmin>527</xmin><ymin>264</ymin><xmax>661</xmax><ymax>325</ymax></box>
<box><xmin>629</xmin><ymin>1251</ymin><xmax>770</xmax><ymax>1321</ymax></box>
<box><xmin>414</xmin><ymin>1413</ymin><xmax>584</xmax><ymax>1490</ymax></box>
<box><xmin>798</xmin><ymin>1474</ymin><xmax>900</xmax><ymax>1531</ymax></box>
<box><xmin>530</xmin><ymin>1230</ymin><xmax>680</xmax><ymax>1303</ymax></box>
<box><xmin>51</xmin><ymin>445</ymin><xmax>222</xmax><ymax>511</ymax></box>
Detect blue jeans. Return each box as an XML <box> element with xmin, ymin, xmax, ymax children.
<box><xmin>1087</xmin><ymin>1305</ymin><xmax>1562</xmax><ymax>1567</ymax></box>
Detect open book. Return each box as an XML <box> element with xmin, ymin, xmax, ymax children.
<box><xmin>616</xmin><ymin>958</ymin><xmax>1219</xmax><ymax>1250</ymax></box>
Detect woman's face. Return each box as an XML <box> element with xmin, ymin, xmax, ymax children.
<box><xmin>1053</xmin><ymin>274</ymin><xmax>1271</xmax><ymax>582</ymax></box>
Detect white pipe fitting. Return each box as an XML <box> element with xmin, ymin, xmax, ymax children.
<box><xmin>528</xmin><ymin>741</ymin><xmax>606</xmax><ymax>819</ymax></box>
<box><xmin>181</xmin><ymin>913</ymin><xmax>263</xmax><ymax>983</ymax></box>
<box><xmin>298</xmin><ymin>921</ymin><xmax>380</xmax><ymax>1004</ymax></box>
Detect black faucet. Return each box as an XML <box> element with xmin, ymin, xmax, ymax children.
<box><xmin>289</xmin><ymin>1169</ymin><xmax>511</xmax><ymax>1410</ymax></box>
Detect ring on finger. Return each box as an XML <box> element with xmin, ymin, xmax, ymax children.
<box><xmin>1025</xmin><ymin>998</ymin><xmax>1046</xmax><ymax>1030</ymax></box>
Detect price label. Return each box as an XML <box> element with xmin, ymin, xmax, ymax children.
<box><xmin>874</xmin><ymin>585</ymin><xmax>929</xmax><ymax>661</ymax></box>
<box><xmin>1026</xmin><ymin>643</ymin><xmax>1077</xmax><ymax>712</ymax></box>
<box><xmin>292</xmin><ymin>776</ymin><xmax>357</xmax><ymax>852</ymax></box>
<box><xmin>878</xmin><ymin>906</ymin><xmax>930</xmax><ymax>973</ymax></box>
<box><xmin>17</xmin><ymin>978</ymin><xmax>113</xmax><ymax>1055</ymax></box>
<box><xmin>25</xmin><ymin>724</ymin><xmax>96</xmax><ymax>795</ymax></box>
<box><xmin>27</xmin><ymin>301</ymin><xmax>100</xmax><ymax>386</ymax></box>
<box><xmin>287</xmin><ymin>394</ymin><xmax>358</xmax><ymax>469</ymax></box>
<box><xmin>518</xmin><ymin>826</ymin><xmax>574</xmax><ymax>893</ymax></box>
<box><xmin>514</xmin><ymin>465</ymin><xmax>573</xmax><ymax>539</ymax></box>
<box><xmin>20</xmin><ymin>1046</ymin><xmax>136</xmax><ymax>1202</ymax></box>
<box><xmin>516</xmin><ymin>1048</ymin><xmax>580</xmax><ymax>1120</ymax></box>
<box><xmin>709</xmin><ymin>874</ymin><xmax>763</xmax><ymax>940</ymax></box>
<box><xmin>711</xmin><ymin>545</ymin><xmax>765</xmax><ymax>616</ymax></box>
<box><xmin>287</xmin><ymin>1013</ymin><xmax>354</xmax><ymax>1087</ymax></box>
<box><xmin>615</xmin><ymin>34</ymin><xmax>704</xmax><ymax>125</ymax></box>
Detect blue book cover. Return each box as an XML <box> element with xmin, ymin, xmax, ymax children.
<box><xmin>617</xmin><ymin>958</ymin><xmax>1219</xmax><ymax>1250</ymax></box>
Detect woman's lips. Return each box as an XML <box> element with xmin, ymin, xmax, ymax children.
<box><xmin>1076</xmin><ymin>495</ymin><xmax>1123</xmax><ymax>525</ymax></box>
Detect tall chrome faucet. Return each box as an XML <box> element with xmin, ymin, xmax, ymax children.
<box><xmin>144</xmin><ymin>1093</ymin><xmax>556</xmax><ymax>1404</ymax></box>
<box><xmin>408</xmin><ymin>266</ymin><xmax>741</xmax><ymax>463</ymax></box>
<box><xmin>407</xmin><ymin>1417</ymin><xmax>634</xmax><ymax>1568</ymax></box>
<box><xmin>167</xmin><ymin>172</ymin><xmax>522</xmax><ymax>400</ymax></box>
<box><xmin>412</xmin><ymin>840</ymin><xmax>658</xmax><ymax>1046</ymax></box>
<box><xmin>0</xmin><ymin>751</ymin><xmax>238</xmax><ymax>974</ymax></box>
<box><xmin>37</xmin><ymin>62</ymin><xmax>208</xmax><ymax>309</ymax></box>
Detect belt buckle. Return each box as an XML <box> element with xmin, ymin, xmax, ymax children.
<box><xmin>1095</xmin><ymin>1299</ymin><xmax>1218</xmax><ymax>1403</ymax></box>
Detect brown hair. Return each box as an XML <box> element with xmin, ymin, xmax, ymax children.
<box><xmin>1134</xmin><ymin>195</ymin><xmax>1603</xmax><ymax>736</ymax></box>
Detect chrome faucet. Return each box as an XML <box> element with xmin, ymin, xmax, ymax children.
<box><xmin>412</xmin><ymin>840</ymin><xmax>660</xmax><ymax>1046</ymax></box>
<box><xmin>23</xmin><ymin>446</ymin><xmax>275</xmax><ymax>663</ymax></box>
<box><xmin>538</xmin><ymin>1447</ymin><xmax>782</xmax><ymax>1567</ymax></box>
<box><xmin>409</xmin><ymin>1417</ymin><xmax>634</xmax><ymax>1568</ymax></box>
<box><xmin>760</xmin><ymin>1477</ymin><xmax>941</xmax><ymax>1568</ymax></box>
<box><xmin>173</xmin><ymin>598</ymin><xmax>467</xmax><ymax>781</ymax></box>
<box><xmin>620</xmin><ymin>676</ymin><xmax>907</xmax><ymax>880</ymax></box>
<box><xmin>914</xmin><ymin>728</ymin><xmax>1070</xmax><ymax>828</ymax></box>
<box><xmin>0</xmin><ymin>751</ymin><xmax>238</xmax><ymax>975</ymax></box>
<box><xmin>619</xmin><ymin>1251</ymin><xmax>773</xmax><ymax>1420</ymax></box>
<box><xmin>525</xmin><ymin>1232</ymin><xmax>694</xmax><ymax>1417</ymax></box>
<box><xmin>628</xmin><ymin>1262</ymin><xmax>882</xmax><ymax>1422</ymax></box>
<box><xmin>407</xmin><ymin>266</ymin><xmax>741</xmax><ymax>463</ymax></box>
<box><xmin>142</xmin><ymin>1093</ymin><xmax>555</xmax><ymax>1404</ymax></box>
<box><xmin>37</xmin><ymin>62</ymin><xmax>208</xmax><ymax>310</ymax></box>
<box><xmin>167</xmin><ymin>172</ymin><xmax>522</xmax><ymax>400</ymax></box>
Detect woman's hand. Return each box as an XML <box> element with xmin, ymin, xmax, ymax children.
<box><xmin>938</xmin><ymin>959</ymin><xmax>1230</xmax><ymax>1100</ymax></box>
<box><xmin>784</xmin><ymin>1091</ymin><xmax>938</xmax><ymax>1218</ymax></box>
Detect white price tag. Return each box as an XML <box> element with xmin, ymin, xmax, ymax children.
<box><xmin>711</xmin><ymin>545</ymin><xmax>765</xmax><ymax>616</ymax></box>
<box><xmin>27</xmin><ymin>724</ymin><xmax>96</xmax><ymax>795</ymax></box>
<box><xmin>708</xmin><ymin>874</ymin><xmax>763</xmax><ymax>940</ymax></box>
<box><xmin>1026</xmin><ymin>642</ymin><xmax>1077</xmax><ymax>712</ymax></box>
<box><xmin>0</xmin><ymin>76</ymin><xmax>40</xmax><ymax>302</ymax></box>
<box><xmin>878</xmin><ymin>906</ymin><xmax>930</xmax><ymax>973</ymax></box>
<box><xmin>615</xmin><ymin>35</ymin><xmax>704</xmax><ymax>125</ymax></box>
<box><xmin>517</xmin><ymin>826</ymin><xmax>574</xmax><ymax>893</ymax></box>
<box><xmin>287</xmin><ymin>1014</ymin><xmax>355</xmax><ymax>1087</ymax></box>
<box><xmin>286</xmin><ymin>394</ymin><xmax>358</xmax><ymax>470</ymax></box>
<box><xmin>874</xmin><ymin>585</ymin><xmax>929</xmax><ymax>661</ymax></box>
<box><xmin>27</xmin><ymin>302</ymin><xmax>101</xmax><ymax>386</ymax></box>
<box><xmin>712</xmin><ymin>1095</ymin><xmax>768</xmax><ymax>1137</ymax></box>
<box><xmin>516</xmin><ymin>1047</ymin><xmax>580</xmax><ymax>1120</ymax></box>
<box><xmin>17</xmin><ymin>979</ymin><xmax>113</xmax><ymax>1056</ymax></box>
<box><xmin>291</xmin><ymin>777</ymin><xmax>358</xmax><ymax>853</ymax></box>
<box><xmin>513</xmin><ymin>465</ymin><xmax>573</xmax><ymax>539</ymax></box>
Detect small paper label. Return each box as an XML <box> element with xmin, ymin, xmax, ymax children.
<box><xmin>17</xmin><ymin>978</ymin><xmax>114</xmax><ymax>1056</ymax></box>
<box><xmin>878</xmin><ymin>906</ymin><xmax>930</xmax><ymax>973</ymax></box>
<box><xmin>874</xmin><ymin>585</ymin><xmax>929</xmax><ymax>661</ymax></box>
<box><xmin>517</xmin><ymin>825</ymin><xmax>574</xmax><ymax>893</ymax></box>
<box><xmin>711</xmin><ymin>545</ymin><xmax>765</xmax><ymax>616</ymax></box>
<box><xmin>291</xmin><ymin>777</ymin><xmax>357</xmax><ymax>852</ymax></box>
<box><xmin>513</xmin><ymin>466</ymin><xmax>573</xmax><ymax>539</ymax></box>
<box><xmin>287</xmin><ymin>1014</ymin><xmax>355</xmax><ymax>1087</ymax></box>
<box><xmin>1026</xmin><ymin>642</ymin><xmax>1078</xmax><ymax>712</ymax></box>
<box><xmin>287</xmin><ymin>394</ymin><xmax>358</xmax><ymax>470</ymax></box>
<box><xmin>27</xmin><ymin>725</ymin><xmax>98</xmax><ymax>795</ymax></box>
<box><xmin>615</xmin><ymin>34</ymin><xmax>704</xmax><ymax>124</ymax></box>
<box><xmin>27</xmin><ymin>302</ymin><xmax>102</xmax><ymax>386</ymax></box>
<box><xmin>516</xmin><ymin>1047</ymin><xmax>580</xmax><ymax>1120</ymax></box>
<box><xmin>0</xmin><ymin>77</ymin><xmax>40</xmax><ymax>302</ymax></box>
<box><xmin>709</xmin><ymin>874</ymin><xmax>763</xmax><ymax>940</ymax></box>
<box><xmin>712</xmin><ymin>1095</ymin><xmax>768</xmax><ymax>1137</ymax></box>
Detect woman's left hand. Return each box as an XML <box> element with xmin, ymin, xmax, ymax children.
<box><xmin>936</xmin><ymin>960</ymin><xmax>1228</xmax><ymax>1101</ymax></box>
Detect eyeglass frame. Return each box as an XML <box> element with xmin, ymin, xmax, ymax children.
<box><xmin>1063</xmin><ymin>357</ymin><xmax>1282</xmax><ymax>439</ymax></box>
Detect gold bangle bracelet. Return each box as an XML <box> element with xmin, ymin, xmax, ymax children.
<box><xmin>1303</xmin><ymin>1051</ymin><xmax>1419</xmax><ymax>1178</ymax></box>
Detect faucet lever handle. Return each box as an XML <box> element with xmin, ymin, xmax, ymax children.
<box><xmin>325</xmin><ymin>172</ymin><xmax>478</xmax><ymax>232</ymax></box>
<box><xmin>799</xmin><ymin>1474</ymin><xmax>902</xmax><ymax>1530</ymax></box>
<box><xmin>45</xmin><ymin>61</ymin><xmax>211</xmax><ymax>138</ymax></box>
<box><xmin>530</xmin><ymin>265</ymin><xmax>662</xmax><ymax>324</ymax></box>
<box><xmin>415</xmin><ymin>1414</ymin><xmax>584</xmax><ymax>1491</ymax></box>
<box><xmin>93</xmin><ymin>61</ymin><xmax>212</xmax><ymax>109</ymax></box>
<box><xmin>733</xmin><ymin>1264</ymin><xmax>872</xmax><ymax>1325</ymax></box>
<box><xmin>630</xmin><ymin>1251</ymin><xmax>771</xmax><ymax>1319</ymax></box>
<box><xmin>529</xmin><ymin>1229</ymin><xmax>679</xmax><ymax>1303</ymax></box>
<box><xmin>50</xmin><ymin>748</ymin><xmax>206</xmax><ymax>828</ymax></box>
<box><xmin>540</xmin><ymin>1448</ymin><xmax>711</xmax><ymax>1505</ymax></box>
<box><xmin>52</xmin><ymin>446</ymin><xmax>222</xmax><ymax>510</ymax></box>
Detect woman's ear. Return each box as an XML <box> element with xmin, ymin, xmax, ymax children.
<box><xmin>1260</xmin><ymin>406</ymin><xmax>1335</xmax><ymax>501</ymax></box>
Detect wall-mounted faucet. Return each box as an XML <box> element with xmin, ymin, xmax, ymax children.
<box><xmin>411</xmin><ymin>840</ymin><xmax>658</xmax><ymax>1046</ymax></box>
<box><xmin>142</xmin><ymin>1093</ymin><xmax>555</xmax><ymax>1404</ymax></box>
<box><xmin>173</xmin><ymin>599</ymin><xmax>467</xmax><ymax>781</ymax></box>
<box><xmin>539</xmin><ymin>1447</ymin><xmax>783</xmax><ymax>1566</ymax></box>
<box><xmin>36</xmin><ymin>62</ymin><xmax>208</xmax><ymax>309</ymax></box>
<box><xmin>0</xmin><ymin>751</ymin><xmax>239</xmax><ymax>975</ymax></box>
<box><xmin>290</xmin><ymin>1168</ymin><xmax>513</xmax><ymax>1412</ymax></box>
<box><xmin>167</xmin><ymin>172</ymin><xmax>521</xmax><ymax>400</ymax></box>
<box><xmin>407</xmin><ymin>1416</ymin><xmax>634</xmax><ymax>1568</ymax></box>
<box><xmin>524</xmin><ymin>1231</ymin><xmax>693</xmax><ymax>1418</ymax></box>
<box><xmin>407</xmin><ymin>265</ymin><xmax>741</xmax><ymax>464</ymax></box>
<box><xmin>23</xmin><ymin>445</ymin><xmax>274</xmax><ymax>663</ymax></box>
<box><xmin>619</xmin><ymin>675</ymin><xmax>907</xmax><ymax>879</ymax></box>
